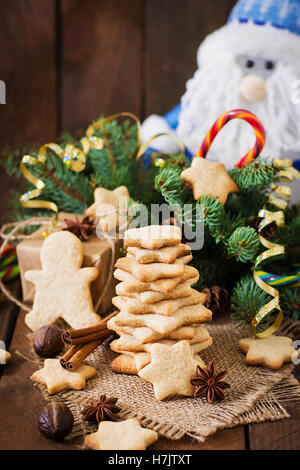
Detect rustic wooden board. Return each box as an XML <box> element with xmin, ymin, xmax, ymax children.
<box><xmin>248</xmin><ymin>402</ymin><xmax>300</xmax><ymax>450</ymax></box>
<box><xmin>0</xmin><ymin>281</ymin><xmax>20</xmax><ymax>379</ymax></box>
<box><xmin>0</xmin><ymin>0</ymin><xmax>57</xmax><ymax>148</ymax></box>
<box><xmin>0</xmin><ymin>308</ymin><xmax>245</xmax><ymax>450</ymax></box>
<box><xmin>60</xmin><ymin>0</ymin><xmax>142</xmax><ymax>137</ymax></box>
<box><xmin>144</xmin><ymin>0</ymin><xmax>236</xmax><ymax>116</ymax></box>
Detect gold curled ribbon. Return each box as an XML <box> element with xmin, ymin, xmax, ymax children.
<box><xmin>19</xmin><ymin>112</ymin><xmax>185</xmax><ymax>233</ymax></box>
<box><xmin>19</xmin><ymin>129</ymin><xmax>104</xmax><ymax>229</ymax></box>
<box><xmin>251</xmin><ymin>159</ymin><xmax>300</xmax><ymax>338</ymax></box>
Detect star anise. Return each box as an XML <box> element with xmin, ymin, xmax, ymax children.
<box><xmin>81</xmin><ymin>394</ymin><xmax>121</xmax><ymax>423</ymax></box>
<box><xmin>190</xmin><ymin>361</ymin><xmax>230</xmax><ymax>404</ymax></box>
<box><xmin>63</xmin><ymin>216</ymin><xmax>95</xmax><ymax>241</ymax></box>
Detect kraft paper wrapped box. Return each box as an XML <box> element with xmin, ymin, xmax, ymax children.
<box><xmin>16</xmin><ymin>212</ymin><xmax>124</xmax><ymax>313</ymax></box>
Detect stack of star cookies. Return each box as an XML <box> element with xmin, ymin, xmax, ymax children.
<box><xmin>107</xmin><ymin>225</ymin><xmax>213</xmax><ymax>375</ymax></box>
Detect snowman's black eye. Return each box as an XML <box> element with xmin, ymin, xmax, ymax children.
<box><xmin>265</xmin><ymin>60</ymin><xmax>274</xmax><ymax>70</ymax></box>
<box><xmin>246</xmin><ymin>59</ymin><xmax>255</xmax><ymax>68</ymax></box>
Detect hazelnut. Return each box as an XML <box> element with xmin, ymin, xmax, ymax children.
<box><xmin>38</xmin><ymin>402</ymin><xmax>74</xmax><ymax>441</ymax></box>
<box><xmin>34</xmin><ymin>325</ymin><xmax>64</xmax><ymax>358</ymax></box>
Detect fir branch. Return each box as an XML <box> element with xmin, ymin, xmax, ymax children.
<box><xmin>40</xmin><ymin>166</ymin><xmax>89</xmax><ymax>205</ymax></box>
<box><xmin>229</xmin><ymin>159</ymin><xmax>277</xmax><ymax>189</ymax></box>
<box><xmin>215</xmin><ymin>211</ymin><xmax>246</xmax><ymax>244</ymax></box>
<box><xmin>279</xmin><ymin>287</ymin><xmax>300</xmax><ymax>321</ymax></box>
<box><xmin>102</xmin><ymin>134</ymin><xmax>115</xmax><ymax>171</ymax></box>
<box><xmin>230</xmin><ymin>276</ymin><xmax>274</xmax><ymax>329</ymax></box>
<box><xmin>155</xmin><ymin>166</ymin><xmax>187</xmax><ymax>207</ymax></box>
<box><xmin>23</xmin><ymin>150</ymin><xmax>93</xmax><ymax>213</ymax></box>
<box><xmin>226</xmin><ymin>226</ymin><xmax>260</xmax><ymax>263</ymax></box>
<box><xmin>200</xmin><ymin>195</ymin><xmax>225</xmax><ymax>239</ymax></box>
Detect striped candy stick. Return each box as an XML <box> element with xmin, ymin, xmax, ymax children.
<box><xmin>0</xmin><ymin>243</ymin><xmax>16</xmax><ymax>258</ymax></box>
<box><xmin>0</xmin><ymin>252</ymin><xmax>17</xmax><ymax>268</ymax></box>
<box><xmin>255</xmin><ymin>266</ymin><xmax>300</xmax><ymax>288</ymax></box>
<box><xmin>0</xmin><ymin>265</ymin><xmax>20</xmax><ymax>303</ymax></box>
<box><xmin>196</xmin><ymin>109</ymin><xmax>266</xmax><ymax>168</ymax></box>
<box><xmin>0</xmin><ymin>244</ymin><xmax>19</xmax><ymax>303</ymax></box>
<box><xmin>0</xmin><ymin>264</ymin><xmax>20</xmax><ymax>282</ymax></box>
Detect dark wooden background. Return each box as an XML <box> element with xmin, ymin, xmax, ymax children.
<box><xmin>0</xmin><ymin>0</ymin><xmax>237</xmax><ymax>148</ymax></box>
<box><xmin>0</xmin><ymin>0</ymin><xmax>235</xmax><ymax>224</ymax></box>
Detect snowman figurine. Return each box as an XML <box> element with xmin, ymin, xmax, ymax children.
<box><xmin>142</xmin><ymin>0</ymin><xmax>300</xmax><ymax>173</ymax></box>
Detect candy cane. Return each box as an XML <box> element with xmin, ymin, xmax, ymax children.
<box><xmin>196</xmin><ymin>109</ymin><xmax>266</xmax><ymax>168</ymax></box>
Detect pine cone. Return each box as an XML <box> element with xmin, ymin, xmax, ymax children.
<box><xmin>202</xmin><ymin>286</ymin><xmax>230</xmax><ymax>315</ymax></box>
<box><xmin>249</xmin><ymin>216</ymin><xmax>277</xmax><ymax>241</ymax></box>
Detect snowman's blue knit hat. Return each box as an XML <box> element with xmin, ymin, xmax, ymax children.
<box><xmin>229</xmin><ymin>0</ymin><xmax>300</xmax><ymax>36</ymax></box>
<box><xmin>198</xmin><ymin>0</ymin><xmax>300</xmax><ymax>70</ymax></box>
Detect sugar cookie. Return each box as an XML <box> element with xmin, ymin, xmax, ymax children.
<box><xmin>84</xmin><ymin>418</ymin><xmax>158</xmax><ymax>450</ymax></box>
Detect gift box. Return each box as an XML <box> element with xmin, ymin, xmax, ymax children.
<box><xmin>16</xmin><ymin>212</ymin><xmax>124</xmax><ymax>313</ymax></box>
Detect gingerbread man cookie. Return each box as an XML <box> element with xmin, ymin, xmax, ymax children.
<box><xmin>25</xmin><ymin>231</ymin><xmax>101</xmax><ymax>331</ymax></box>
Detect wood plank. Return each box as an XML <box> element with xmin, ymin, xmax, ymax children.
<box><xmin>0</xmin><ymin>0</ymin><xmax>57</xmax><ymax>148</ymax></box>
<box><xmin>61</xmin><ymin>0</ymin><xmax>142</xmax><ymax>137</ymax></box>
<box><xmin>0</xmin><ymin>281</ymin><xmax>20</xmax><ymax>379</ymax></box>
<box><xmin>0</xmin><ymin>308</ymin><xmax>245</xmax><ymax>449</ymax></box>
<box><xmin>248</xmin><ymin>401</ymin><xmax>300</xmax><ymax>450</ymax></box>
<box><xmin>0</xmin><ymin>308</ymin><xmax>79</xmax><ymax>449</ymax></box>
<box><xmin>0</xmin><ymin>281</ymin><xmax>20</xmax><ymax>346</ymax></box>
<box><xmin>248</xmin><ymin>365</ymin><xmax>300</xmax><ymax>450</ymax></box>
<box><xmin>144</xmin><ymin>0</ymin><xmax>236</xmax><ymax>116</ymax></box>
<box><xmin>151</xmin><ymin>427</ymin><xmax>245</xmax><ymax>450</ymax></box>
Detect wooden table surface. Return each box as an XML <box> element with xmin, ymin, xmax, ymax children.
<box><xmin>0</xmin><ymin>284</ymin><xmax>299</xmax><ymax>451</ymax></box>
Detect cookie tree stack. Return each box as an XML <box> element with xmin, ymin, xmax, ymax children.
<box><xmin>107</xmin><ymin>225</ymin><xmax>213</xmax><ymax>398</ymax></box>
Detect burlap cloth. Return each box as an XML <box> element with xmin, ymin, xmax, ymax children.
<box><xmin>34</xmin><ymin>318</ymin><xmax>300</xmax><ymax>444</ymax></box>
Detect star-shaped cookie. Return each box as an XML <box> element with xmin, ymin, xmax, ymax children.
<box><xmin>180</xmin><ymin>157</ymin><xmax>239</xmax><ymax>205</ymax></box>
<box><xmin>31</xmin><ymin>359</ymin><xmax>96</xmax><ymax>394</ymax></box>
<box><xmin>124</xmin><ymin>224</ymin><xmax>182</xmax><ymax>249</ymax></box>
<box><xmin>239</xmin><ymin>335</ymin><xmax>297</xmax><ymax>370</ymax></box>
<box><xmin>86</xmin><ymin>185</ymin><xmax>130</xmax><ymax>232</ymax></box>
<box><xmin>127</xmin><ymin>243</ymin><xmax>191</xmax><ymax>264</ymax></box>
<box><xmin>114</xmin><ymin>303</ymin><xmax>212</xmax><ymax>335</ymax></box>
<box><xmin>138</xmin><ymin>341</ymin><xmax>200</xmax><ymax>400</ymax></box>
<box><xmin>84</xmin><ymin>418</ymin><xmax>158</xmax><ymax>450</ymax></box>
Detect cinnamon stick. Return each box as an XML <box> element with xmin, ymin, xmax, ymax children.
<box><xmin>61</xmin><ymin>311</ymin><xmax>117</xmax><ymax>345</ymax></box>
<box><xmin>64</xmin><ymin>328</ymin><xmax>111</xmax><ymax>345</ymax></box>
<box><xmin>61</xmin><ymin>340</ymin><xmax>103</xmax><ymax>370</ymax></box>
<box><xmin>60</xmin><ymin>312</ymin><xmax>118</xmax><ymax>370</ymax></box>
<box><xmin>60</xmin><ymin>344</ymin><xmax>82</xmax><ymax>367</ymax></box>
